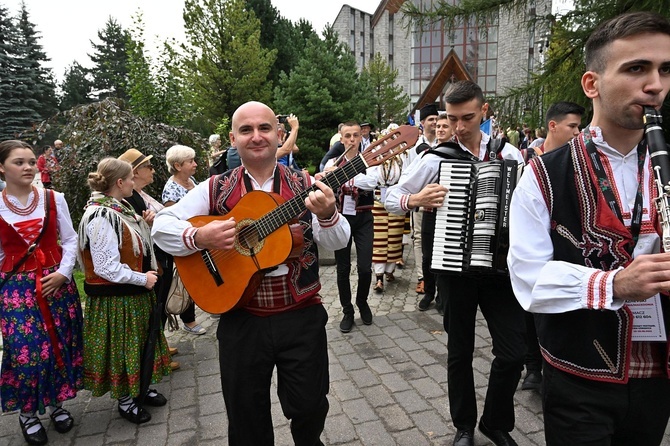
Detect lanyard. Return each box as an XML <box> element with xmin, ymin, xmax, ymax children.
<box><xmin>584</xmin><ymin>129</ymin><xmax>646</xmax><ymax>254</ymax></box>
<box><xmin>243</xmin><ymin>167</ymin><xmax>281</xmax><ymax>193</ymax></box>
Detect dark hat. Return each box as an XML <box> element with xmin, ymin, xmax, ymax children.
<box><xmin>360</xmin><ymin>122</ymin><xmax>374</xmax><ymax>129</ymax></box>
<box><xmin>419</xmin><ymin>103</ymin><xmax>439</xmax><ymax>121</ymax></box>
<box><xmin>118</xmin><ymin>148</ymin><xmax>153</xmax><ymax>169</ymax></box>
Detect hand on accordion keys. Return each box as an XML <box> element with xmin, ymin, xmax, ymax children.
<box><xmin>408</xmin><ymin>183</ymin><xmax>448</xmax><ymax>209</ymax></box>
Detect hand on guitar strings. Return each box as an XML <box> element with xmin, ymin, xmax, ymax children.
<box><xmin>305</xmin><ymin>180</ymin><xmax>337</xmax><ymax>220</ymax></box>
<box><xmin>193</xmin><ymin>218</ymin><xmax>237</xmax><ymax>251</ymax></box>
<box><xmin>407</xmin><ymin>183</ymin><xmax>448</xmax><ymax>209</ymax></box>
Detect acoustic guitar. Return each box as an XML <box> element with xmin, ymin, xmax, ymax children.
<box><xmin>174</xmin><ymin>125</ymin><xmax>419</xmax><ymax>314</ymax></box>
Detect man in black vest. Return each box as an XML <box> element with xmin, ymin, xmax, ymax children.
<box><xmin>509</xmin><ymin>11</ymin><xmax>670</xmax><ymax>445</ymax></box>
<box><xmin>322</xmin><ymin>121</ymin><xmax>378</xmax><ymax>333</ymax></box>
<box><xmin>386</xmin><ymin>81</ymin><xmax>526</xmax><ymax>446</ymax></box>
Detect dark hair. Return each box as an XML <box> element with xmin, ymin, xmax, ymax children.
<box><xmin>585</xmin><ymin>11</ymin><xmax>670</xmax><ymax>72</ymax></box>
<box><xmin>444</xmin><ymin>80</ymin><xmax>485</xmax><ymax>106</ymax></box>
<box><xmin>341</xmin><ymin>121</ymin><xmax>360</xmax><ymax>129</ymax></box>
<box><xmin>545</xmin><ymin>101</ymin><xmax>585</xmax><ymax>127</ymax></box>
<box><xmin>437</xmin><ymin>112</ymin><xmax>449</xmax><ymax>121</ymax></box>
<box><xmin>0</xmin><ymin>140</ymin><xmax>34</xmax><ymax>180</ymax></box>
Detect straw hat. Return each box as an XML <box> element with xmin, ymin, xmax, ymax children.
<box><xmin>118</xmin><ymin>148</ymin><xmax>153</xmax><ymax>169</ymax></box>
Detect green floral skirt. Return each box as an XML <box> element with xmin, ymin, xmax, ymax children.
<box><xmin>83</xmin><ymin>291</ymin><xmax>171</xmax><ymax>398</ymax></box>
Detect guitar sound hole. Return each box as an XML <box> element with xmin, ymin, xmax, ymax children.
<box><xmin>234</xmin><ymin>219</ymin><xmax>264</xmax><ymax>257</ymax></box>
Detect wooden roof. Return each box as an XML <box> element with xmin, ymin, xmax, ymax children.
<box><xmin>372</xmin><ymin>0</ymin><xmax>406</xmax><ymax>28</ymax></box>
<box><xmin>412</xmin><ymin>49</ymin><xmax>473</xmax><ymax>114</ymax></box>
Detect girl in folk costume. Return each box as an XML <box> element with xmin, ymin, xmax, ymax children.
<box><xmin>77</xmin><ymin>158</ymin><xmax>171</xmax><ymax>425</ymax></box>
<box><xmin>0</xmin><ymin>140</ymin><xmax>83</xmax><ymax>446</ymax></box>
<box><xmin>372</xmin><ymin>124</ymin><xmax>408</xmax><ymax>293</ymax></box>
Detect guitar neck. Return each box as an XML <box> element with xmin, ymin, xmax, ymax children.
<box><xmin>255</xmin><ymin>156</ymin><xmax>368</xmax><ymax>239</ymax></box>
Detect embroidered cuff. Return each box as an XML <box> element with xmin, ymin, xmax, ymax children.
<box><xmin>183</xmin><ymin>227</ymin><xmax>200</xmax><ymax>251</ymax></box>
<box><xmin>400</xmin><ymin>193</ymin><xmax>412</xmax><ymax>212</ymax></box>
<box><xmin>318</xmin><ymin>211</ymin><xmax>340</xmax><ymax>228</ymax></box>
<box><xmin>585</xmin><ymin>269</ymin><xmax>618</xmax><ymax>310</ymax></box>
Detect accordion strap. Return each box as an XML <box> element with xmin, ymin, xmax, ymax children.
<box><xmin>425</xmin><ymin>142</ymin><xmax>478</xmax><ymax>162</ymax></box>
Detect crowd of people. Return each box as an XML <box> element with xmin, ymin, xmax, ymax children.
<box><xmin>1</xmin><ymin>10</ymin><xmax>670</xmax><ymax>446</ymax></box>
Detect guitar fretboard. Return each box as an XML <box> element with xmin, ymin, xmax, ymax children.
<box><xmin>253</xmin><ymin>156</ymin><xmax>368</xmax><ymax>239</ymax></box>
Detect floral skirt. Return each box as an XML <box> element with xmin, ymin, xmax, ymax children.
<box><xmin>0</xmin><ymin>268</ymin><xmax>84</xmax><ymax>414</ymax></box>
<box><xmin>83</xmin><ymin>290</ymin><xmax>171</xmax><ymax>399</ymax></box>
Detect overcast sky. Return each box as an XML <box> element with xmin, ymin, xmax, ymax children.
<box><xmin>3</xmin><ymin>0</ymin><xmax>380</xmax><ymax>81</ymax></box>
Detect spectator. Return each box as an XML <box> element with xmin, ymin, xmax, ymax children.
<box><xmin>162</xmin><ymin>145</ymin><xmax>206</xmax><ymax>335</ymax></box>
<box><xmin>323</xmin><ymin>121</ymin><xmax>378</xmax><ymax>333</ymax></box>
<box><xmin>0</xmin><ymin>140</ymin><xmax>83</xmax><ymax>445</ymax></box>
<box><xmin>78</xmin><ymin>157</ymin><xmax>170</xmax><ymax>425</ymax></box>
<box><xmin>37</xmin><ymin>145</ymin><xmax>58</xmax><ymax>189</ymax></box>
<box><xmin>118</xmin><ymin>148</ymin><xmax>180</xmax><ymax>371</ymax></box>
<box><xmin>276</xmin><ymin>114</ymin><xmax>300</xmax><ymax>170</ymax></box>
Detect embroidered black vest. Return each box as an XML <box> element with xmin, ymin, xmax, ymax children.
<box><xmin>208</xmin><ymin>165</ymin><xmax>321</xmax><ymax>302</ymax></box>
<box><xmin>529</xmin><ymin>134</ymin><xmax>670</xmax><ymax>383</ymax></box>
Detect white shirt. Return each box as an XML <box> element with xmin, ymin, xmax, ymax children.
<box><xmin>0</xmin><ymin>188</ymin><xmax>77</xmax><ymax>280</ymax></box>
<box><xmin>508</xmin><ymin>126</ymin><xmax>659</xmax><ymax>313</ymax></box>
<box><xmin>152</xmin><ymin>169</ymin><xmax>351</xmax><ymax>277</ymax></box>
<box><xmin>385</xmin><ymin>131</ymin><xmax>523</xmax><ymax>215</ymax></box>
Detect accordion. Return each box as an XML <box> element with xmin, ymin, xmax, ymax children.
<box><xmin>430</xmin><ymin>159</ymin><xmax>520</xmax><ymax>275</ymax></box>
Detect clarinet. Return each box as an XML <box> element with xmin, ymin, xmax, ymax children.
<box><xmin>644</xmin><ymin>106</ymin><xmax>670</xmax><ymax>252</ymax></box>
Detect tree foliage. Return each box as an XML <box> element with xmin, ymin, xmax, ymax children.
<box><xmin>400</xmin><ymin>0</ymin><xmax>670</xmax><ymax>128</ymax></box>
<box><xmin>88</xmin><ymin>17</ymin><xmax>131</xmax><ymax>100</ymax></box>
<box><xmin>245</xmin><ymin>0</ymin><xmax>316</xmax><ymax>87</ymax></box>
<box><xmin>179</xmin><ymin>0</ymin><xmax>276</xmax><ymax>128</ymax></box>
<box><xmin>53</xmin><ymin>98</ymin><xmax>207</xmax><ymax>225</ymax></box>
<box><xmin>0</xmin><ymin>2</ymin><xmax>57</xmax><ymax>140</ymax></box>
<box><xmin>59</xmin><ymin>61</ymin><xmax>93</xmax><ymax>111</ymax></box>
<box><xmin>360</xmin><ymin>53</ymin><xmax>410</xmax><ymax>128</ymax></box>
<box><xmin>273</xmin><ymin>27</ymin><xmax>376</xmax><ymax>167</ymax></box>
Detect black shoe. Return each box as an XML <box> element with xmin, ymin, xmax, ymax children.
<box><xmin>340</xmin><ymin>314</ymin><xmax>354</xmax><ymax>333</ymax></box>
<box><xmin>417</xmin><ymin>295</ymin><xmax>433</xmax><ymax>311</ymax></box>
<box><xmin>358</xmin><ymin>301</ymin><xmax>373</xmax><ymax>325</ymax></box>
<box><xmin>142</xmin><ymin>389</ymin><xmax>167</xmax><ymax>407</ymax></box>
<box><xmin>20</xmin><ymin>416</ymin><xmax>48</xmax><ymax>446</ymax></box>
<box><xmin>478</xmin><ymin>420</ymin><xmax>518</xmax><ymax>446</ymax></box>
<box><xmin>118</xmin><ymin>401</ymin><xmax>151</xmax><ymax>424</ymax></box>
<box><xmin>521</xmin><ymin>370</ymin><xmax>542</xmax><ymax>391</ymax></box>
<box><xmin>452</xmin><ymin>428</ymin><xmax>474</xmax><ymax>446</ymax></box>
<box><xmin>50</xmin><ymin>407</ymin><xmax>74</xmax><ymax>433</ymax></box>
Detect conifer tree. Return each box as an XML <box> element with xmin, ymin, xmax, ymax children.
<box><xmin>360</xmin><ymin>53</ymin><xmax>410</xmax><ymax>128</ymax></box>
<box><xmin>59</xmin><ymin>61</ymin><xmax>93</xmax><ymax>110</ymax></box>
<box><xmin>180</xmin><ymin>0</ymin><xmax>276</xmax><ymax>127</ymax></box>
<box><xmin>88</xmin><ymin>17</ymin><xmax>130</xmax><ymax>100</ymax></box>
<box><xmin>273</xmin><ymin>27</ymin><xmax>376</xmax><ymax>167</ymax></box>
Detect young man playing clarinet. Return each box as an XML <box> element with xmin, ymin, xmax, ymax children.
<box><xmin>385</xmin><ymin>80</ymin><xmax>526</xmax><ymax>446</ymax></box>
<box><xmin>508</xmin><ymin>11</ymin><xmax>670</xmax><ymax>446</ymax></box>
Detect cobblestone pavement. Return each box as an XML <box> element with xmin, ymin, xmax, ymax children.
<box><xmin>1</xmin><ymin>248</ymin><xmax>669</xmax><ymax>445</ymax></box>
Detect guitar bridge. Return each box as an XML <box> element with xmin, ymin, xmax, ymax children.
<box><xmin>201</xmin><ymin>250</ymin><xmax>224</xmax><ymax>286</ymax></box>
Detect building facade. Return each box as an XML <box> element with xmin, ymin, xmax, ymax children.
<box><xmin>332</xmin><ymin>0</ymin><xmax>555</xmax><ymax>114</ymax></box>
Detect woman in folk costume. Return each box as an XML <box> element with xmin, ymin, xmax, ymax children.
<box><xmin>0</xmin><ymin>140</ymin><xmax>83</xmax><ymax>446</ymax></box>
<box><xmin>77</xmin><ymin>158</ymin><xmax>171</xmax><ymax>425</ymax></box>
<box><xmin>372</xmin><ymin>124</ymin><xmax>408</xmax><ymax>293</ymax></box>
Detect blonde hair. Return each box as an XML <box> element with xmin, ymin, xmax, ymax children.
<box><xmin>88</xmin><ymin>157</ymin><xmax>132</xmax><ymax>193</ymax></box>
<box><xmin>165</xmin><ymin>145</ymin><xmax>196</xmax><ymax>175</ymax></box>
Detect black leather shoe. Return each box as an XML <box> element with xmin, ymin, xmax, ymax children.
<box><xmin>20</xmin><ymin>416</ymin><xmax>48</xmax><ymax>445</ymax></box>
<box><xmin>50</xmin><ymin>407</ymin><xmax>74</xmax><ymax>433</ymax></box>
<box><xmin>417</xmin><ymin>295</ymin><xmax>433</xmax><ymax>311</ymax></box>
<box><xmin>521</xmin><ymin>370</ymin><xmax>542</xmax><ymax>391</ymax></box>
<box><xmin>357</xmin><ymin>301</ymin><xmax>373</xmax><ymax>325</ymax></box>
<box><xmin>118</xmin><ymin>401</ymin><xmax>151</xmax><ymax>424</ymax></box>
<box><xmin>478</xmin><ymin>420</ymin><xmax>518</xmax><ymax>446</ymax></box>
<box><xmin>340</xmin><ymin>314</ymin><xmax>354</xmax><ymax>333</ymax></box>
<box><xmin>452</xmin><ymin>428</ymin><xmax>474</xmax><ymax>446</ymax></box>
<box><xmin>142</xmin><ymin>389</ymin><xmax>167</xmax><ymax>407</ymax></box>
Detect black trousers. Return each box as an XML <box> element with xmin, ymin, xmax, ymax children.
<box><xmin>421</xmin><ymin>211</ymin><xmax>438</xmax><ymax>301</ymax></box>
<box><xmin>439</xmin><ymin>274</ymin><xmax>526</xmax><ymax>432</ymax></box>
<box><xmin>543</xmin><ymin>365</ymin><xmax>670</xmax><ymax>446</ymax></box>
<box><xmin>335</xmin><ymin>211</ymin><xmax>373</xmax><ymax>315</ymax></box>
<box><xmin>524</xmin><ymin>312</ymin><xmax>542</xmax><ymax>372</ymax></box>
<box><xmin>217</xmin><ymin>305</ymin><xmax>329</xmax><ymax>446</ymax></box>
